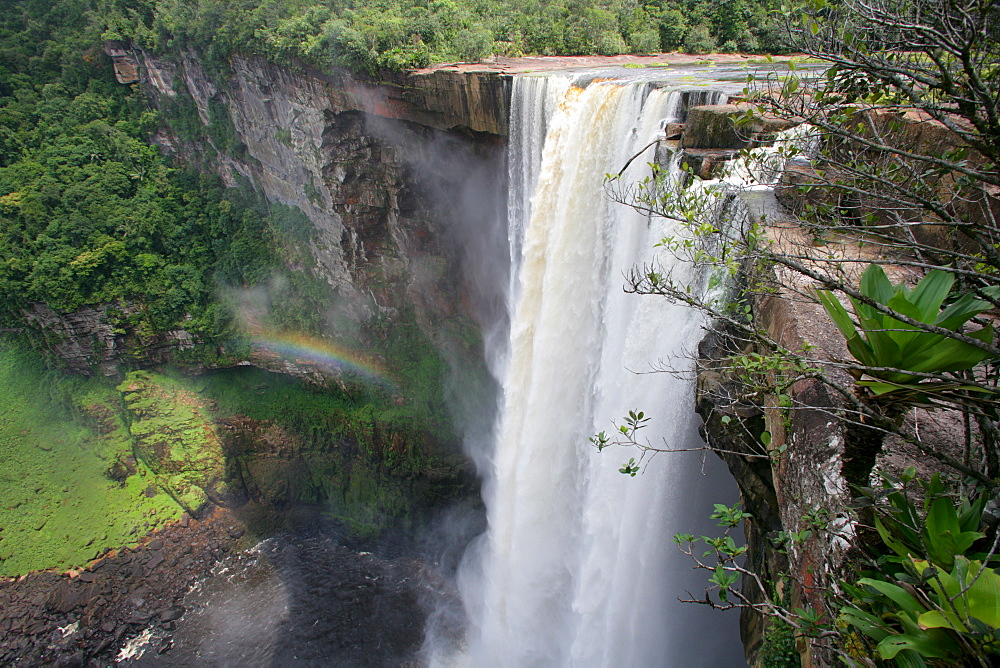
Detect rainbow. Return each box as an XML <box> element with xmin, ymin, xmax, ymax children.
<box><xmin>251</xmin><ymin>331</ymin><xmax>395</xmax><ymax>386</ymax></box>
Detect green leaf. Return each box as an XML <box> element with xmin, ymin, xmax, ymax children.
<box><xmin>935</xmin><ymin>293</ymin><xmax>992</xmax><ymax>330</ymax></box>
<box><xmin>886</xmin><ymin>292</ymin><xmax>925</xmax><ymax>327</ymax></box>
<box><xmin>918</xmin><ymin>609</ymin><xmax>968</xmax><ymax>633</ymax></box>
<box><xmin>925</xmin><ymin>496</ymin><xmax>962</xmax><ymax>566</ymax></box>
<box><xmin>957</xmin><ymin>492</ymin><xmax>989</xmax><ymax>533</ymax></box>
<box><xmin>916</xmin><ymin>561</ymin><xmax>969</xmax><ymax>619</ymax></box>
<box><xmin>907</xmin><ymin>270</ymin><xmax>954</xmax><ymax>322</ymax></box>
<box><xmin>858</xmin><ymin>578</ymin><xmax>925</xmax><ymax>616</ymax></box>
<box><xmin>908</xmin><ymin>336</ymin><xmax>993</xmax><ymax>374</ymax></box>
<box><xmin>844</xmin><ymin>333</ymin><xmax>878</xmax><ymax>367</ymax></box>
<box><xmin>856</xmin><ymin>379</ymin><xmax>927</xmax><ymax>397</ymax></box>
<box><xmin>874</xmin><ymin>515</ymin><xmax>913</xmax><ymax>559</ymax></box>
<box><xmin>877</xmin><ymin>633</ymin><xmax>954</xmax><ymax>660</ymax></box>
<box><xmin>980</xmin><ymin>285</ymin><xmax>1000</xmax><ymax>301</ymax></box>
<box><xmin>962</xmin><ymin>560</ymin><xmax>1000</xmax><ymax>628</ymax></box>
<box><xmin>816</xmin><ymin>289</ymin><xmax>858</xmax><ymax>340</ymax></box>
<box><xmin>860</xmin><ymin>264</ymin><xmax>895</xmax><ymax>306</ymax></box>
<box><xmin>841</xmin><ymin>606</ymin><xmax>893</xmax><ymax>642</ymax></box>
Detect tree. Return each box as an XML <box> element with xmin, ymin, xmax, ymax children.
<box><xmin>658</xmin><ymin>8</ymin><xmax>688</xmax><ymax>50</ymax></box>
<box><xmin>611</xmin><ymin>0</ymin><xmax>1000</xmax><ymax>483</ymax></box>
<box><xmin>602</xmin><ymin>0</ymin><xmax>1000</xmax><ymax>663</ymax></box>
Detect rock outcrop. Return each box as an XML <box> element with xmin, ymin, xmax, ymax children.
<box><xmin>682</xmin><ymin>103</ymin><xmax>797</xmax><ymax>150</ymax></box>
<box><xmin>687</xmin><ymin>104</ymin><xmax>983</xmax><ymax>665</ymax></box>
<box><xmin>23</xmin><ymin>303</ymin><xmax>196</xmax><ymax>377</ymax></box>
<box><xmin>103</xmin><ymin>40</ymin><xmax>140</xmax><ymax>84</ymax></box>
<box><xmin>118</xmin><ymin>371</ymin><xmax>228</xmax><ymax>517</ymax></box>
<box><xmin>680</xmin><ymin>148</ymin><xmax>741</xmax><ymax>178</ymax></box>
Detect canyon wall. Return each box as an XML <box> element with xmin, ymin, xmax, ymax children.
<box><xmin>34</xmin><ymin>44</ymin><xmax>513</xmax><ymax>385</ymax></box>
<box><xmin>138</xmin><ymin>48</ymin><xmax>511</xmax><ymax>337</ymax></box>
<box><xmin>35</xmin><ymin>50</ymin><xmax>915</xmax><ymax>663</ymax></box>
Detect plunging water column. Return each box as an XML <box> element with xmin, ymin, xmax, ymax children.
<box><xmin>456</xmin><ymin>75</ymin><xmax>742</xmax><ymax>666</ymax></box>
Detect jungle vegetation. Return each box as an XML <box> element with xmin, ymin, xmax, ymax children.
<box><xmin>600</xmin><ymin>0</ymin><xmax>1000</xmax><ymax>664</ymax></box>
<box><xmin>0</xmin><ymin>0</ymin><xmax>289</xmax><ymax>340</ymax></box>
<box><xmin>98</xmin><ymin>0</ymin><xmax>790</xmax><ymax>75</ymax></box>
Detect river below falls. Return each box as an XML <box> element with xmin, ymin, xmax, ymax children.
<box><xmin>132</xmin><ymin>530</ymin><xmax>460</xmax><ymax>666</ymax></box>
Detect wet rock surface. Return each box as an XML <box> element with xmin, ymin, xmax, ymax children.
<box><xmin>0</xmin><ymin>508</ymin><xmax>453</xmax><ymax>665</ymax></box>
<box><xmin>155</xmin><ymin>533</ymin><xmax>456</xmax><ymax>666</ymax></box>
<box><xmin>682</xmin><ymin>103</ymin><xmax>798</xmax><ymax>150</ymax></box>
<box><xmin>0</xmin><ymin>509</ymin><xmax>241</xmax><ymax>664</ymax></box>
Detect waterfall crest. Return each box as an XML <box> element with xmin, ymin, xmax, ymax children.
<box><xmin>455</xmin><ymin>75</ymin><xmax>742</xmax><ymax>667</ymax></box>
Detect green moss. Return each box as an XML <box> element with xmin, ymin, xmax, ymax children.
<box><xmin>118</xmin><ymin>370</ymin><xmax>226</xmax><ymax>516</ymax></box>
<box><xmin>275</xmin><ymin>127</ymin><xmax>293</xmax><ymax>147</ymax></box>
<box><xmin>186</xmin><ymin>364</ymin><xmax>456</xmax><ymax>536</ymax></box>
<box><xmin>321</xmin><ymin>458</ymin><xmax>410</xmax><ymax>539</ymax></box>
<box><xmin>0</xmin><ymin>338</ymin><xmax>182</xmax><ymax>577</ymax></box>
<box><xmin>759</xmin><ymin>617</ymin><xmax>799</xmax><ymax>667</ymax></box>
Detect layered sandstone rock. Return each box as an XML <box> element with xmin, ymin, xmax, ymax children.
<box><xmin>682</xmin><ymin>103</ymin><xmax>797</xmax><ymax>150</ymax></box>
<box><xmin>23</xmin><ymin>303</ymin><xmax>196</xmax><ymax>377</ymax></box>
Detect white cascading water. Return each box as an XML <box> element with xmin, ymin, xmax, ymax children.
<box><xmin>453</xmin><ymin>75</ymin><xmax>742</xmax><ymax>666</ymax></box>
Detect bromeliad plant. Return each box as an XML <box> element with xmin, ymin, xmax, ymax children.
<box><xmin>816</xmin><ymin>264</ymin><xmax>998</xmax><ymax>407</ymax></box>
<box><xmin>842</xmin><ymin>555</ymin><xmax>1000</xmax><ymax>665</ymax></box>
<box><xmin>840</xmin><ymin>472</ymin><xmax>1000</xmax><ymax>666</ymax></box>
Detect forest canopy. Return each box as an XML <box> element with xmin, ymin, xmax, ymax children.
<box><xmin>99</xmin><ymin>0</ymin><xmax>789</xmax><ymax>75</ymax></box>
<box><xmin>0</xmin><ymin>0</ymin><xmax>303</xmax><ymax>337</ymax></box>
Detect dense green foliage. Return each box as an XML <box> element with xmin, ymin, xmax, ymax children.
<box><xmin>841</xmin><ymin>473</ymin><xmax>1000</xmax><ymax>665</ymax></box>
<box><xmin>0</xmin><ymin>338</ymin><xmax>182</xmax><ymax>576</ymax></box>
<box><xmin>100</xmin><ymin>0</ymin><xmax>789</xmax><ymax>76</ymax></box>
<box><xmin>0</xmin><ymin>0</ymin><xmax>327</xmax><ymax>338</ymax></box>
<box><xmin>818</xmin><ymin>265</ymin><xmax>999</xmax><ymax>404</ymax></box>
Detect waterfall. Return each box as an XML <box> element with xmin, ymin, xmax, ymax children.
<box><xmin>450</xmin><ymin>75</ymin><xmax>742</xmax><ymax>667</ymax></box>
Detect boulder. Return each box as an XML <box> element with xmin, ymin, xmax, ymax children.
<box><xmin>682</xmin><ymin>104</ymin><xmax>798</xmax><ymax>150</ymax></box>
<box><xmin>679</xmin><ymin>148</ymin><xmax>741</xmax><ymax>179</ymax></box>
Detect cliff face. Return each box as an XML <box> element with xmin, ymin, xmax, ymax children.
<box><xmin>140</xmin><ymin>53</ymin><xmax>509</xmax><ymax>313</ymax></box>
<box><xmin>24</xmin><ymin>302</ymin><xmax>197</xmax><ymax>376</ymax></box>
<box><xmin>697</xmin><ymin>283</ymin><xmax>854</xmax><ymax>668</ymax></box>
<box><xmin>33</xmin><ymin>45</ymin><xmax>511</xmax><ymax>383</ymax></box>
<box><xmin>146</xmin><ymin>49</ymin><xmax>509</xmax><ymax>332</ymax></box>
<box><xmin>681</xmin><ymin>104</ymin><xmax>861</xmax><ymax>667</ymax></box>
<box><xmin>9</xmin><ymin>50</ymin><xmax>509</xmax><ymax>552</ymax></box>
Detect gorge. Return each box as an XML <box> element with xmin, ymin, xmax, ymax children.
<box><xmin>5</xmin><ymin>0</ymin><xmax>1000</xmax><ymax>663</ymax></box>
<box><xmin>2</xmin><ymin>50</ymin><xmax>814</xmax><ymax>666</ymax></box>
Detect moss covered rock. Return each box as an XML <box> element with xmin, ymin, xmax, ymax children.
<box><xmin>118</xmin><ymin>371</ymin><xmax>227</xmax><ymax>516</ymax></box>
<box><xmin>0</xmin><ymin>340</ymin><xmax>182</xmax><ymax>577</ymax></box>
